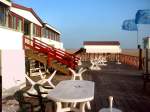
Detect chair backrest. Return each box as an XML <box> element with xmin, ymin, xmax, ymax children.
<box><xmin>69</xmin><ymin>68</ymin><xmax>76</xmax><ymax>75</ymax></box>
<box><xmin>80</xmin><ymin>69</ymin><xmax>87</xmax><ymax>74</ymax></box>
<box><xmin>78</xmin><ymin>67</ymin><xmax>84</xmax><ymax>73</ymax></box>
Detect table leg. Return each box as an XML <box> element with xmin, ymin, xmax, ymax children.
<box><xmin>79</xmin><ymin>102</ymin><xmax>86</xmax><ymax>112</ymax></box>
<box><xmin>86</xmin><ymin>101</ymin><xmax>91</xmax><ymax>110</ymax></box>
<box><xmin>56</xmin><ymin>102</ymin><xmax>62</xmax><ymax>112</ymax></box>
<box><xmin>71</xmin><ymin>102</ymin><xmax>77</xmax><ymax>108</ymax></box>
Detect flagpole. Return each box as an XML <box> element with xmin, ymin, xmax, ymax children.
<box><xmin>137</xmin><ymin>29</ymin><xmax>139</xmax><ymax>48</ymax></box>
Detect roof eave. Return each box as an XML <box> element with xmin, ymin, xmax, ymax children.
<box><xmin>0</xmin><ymin>0</ymin><xmax>11</xmax><ymax>6</ymax></box>
<box><xmin>12</xmin><ymin>3</ymin><xmax>43</xmax><ymax>25</ymax></box>
<box><xmin>44</xmin><ymin>23</ymin><xmax>61</xmax><ymax>34</ymax></box>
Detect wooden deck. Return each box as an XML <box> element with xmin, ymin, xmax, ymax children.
<box><xmin>3</xmin><ymin>62</ymin><xmax>150</xmax><ymax>112</ymax></box>
<box><xmin>81</xmin><ymin>62</ymin><xmax>150</xmax><ymax>112</ymax></box>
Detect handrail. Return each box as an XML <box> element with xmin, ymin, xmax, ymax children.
<box><xmin>23</xmin><ymin>36</ymin><xmax>79</xmax><ymax>69</ymax></box>
<box><xmin>33</xmin><ymin>38</ymin><xmax>79</xmax><ymax>60</ymax></box>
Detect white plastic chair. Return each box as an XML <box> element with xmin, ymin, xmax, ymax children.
<box><xmin>30</xmin><ymin>63</ymin><xmax>47</xmax><ymax>79</ymax></box>
<box><xmin>25</xmin><ymin>70</ymin><xmax>57</xmax><ymax>96</ymax></box>
<box><xmin>69</xmin><ymin>67</ymin><xmax>91</xmax><ymax>110</ymax></box>
<box><xmin>98</xmin><ymin>56</ymin><xmax>107</xmax><ymax>66</ymax></box>
<box><xmin>69</xmin><ymin>67</ymin><xmax>87</xmax><ymax>80</ymax></box>
<box><xmin>90</xmin><ymin>59</ymin><xmax>101</xmax><ymax>70</ymax></box>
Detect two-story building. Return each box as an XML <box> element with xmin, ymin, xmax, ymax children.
<box><xmin>0</xmin><ymin>0</ymin><xmax>64</xmax><ymax>98</ymax></box>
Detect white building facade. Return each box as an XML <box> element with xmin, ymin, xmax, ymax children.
<box><xmin>84</xmin><ymin>41</ymin><xmax>122</xmax><ymax>53</ymax></box>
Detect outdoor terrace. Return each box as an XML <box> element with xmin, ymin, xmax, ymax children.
<box><xmin>2</xmin><ymin>62</ymin><xmax>150</xmax><ymax>112</ymax></box>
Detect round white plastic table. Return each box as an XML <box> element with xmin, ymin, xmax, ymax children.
<box><xmin>47</xmin><ymin>80</ymin><xmax>95</xmax><ymax>112</ymax></box>
<box><xmin>99</xmin><ymin>108</ymin><xmax>122</xmax><ymax>112</ymax></box>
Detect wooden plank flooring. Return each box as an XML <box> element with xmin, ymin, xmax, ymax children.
<box><xmin>4</xmin><ymin>62</ymin><xmax>149</xmax><ymax>112</ymax></box>
<box><xmin>82</xmin><ymin>62</ymin><xmax>150</xmax><ymax>112</ymax></box>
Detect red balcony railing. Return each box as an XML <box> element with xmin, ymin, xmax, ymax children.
<box><xmin>23</xmin><ymin>36</ymin><xmax>79</xmax><ymax>69</ymax></box>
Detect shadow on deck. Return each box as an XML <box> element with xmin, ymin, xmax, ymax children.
<box><xmin>82</xmin><ymin>62</ymin><xmax>150</xmax><ymax>112</ymax></box>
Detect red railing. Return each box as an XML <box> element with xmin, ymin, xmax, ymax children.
<box><xmin>23</xmin><ymin>36</ymin><xmax>79</xmax><ymax>69</ymax></box>
<box><xmin>119</xmin><ymin>54</ymin><xmax>140</xmax><ymax>68</ymax></box>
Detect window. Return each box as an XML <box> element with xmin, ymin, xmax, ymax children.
<box><xmin>8</xmin><ymin>12</ymin><xmax>23</xmax><ymax>32</ymax></box>
<box><xmin>24</xmin><ymin>21</ymin><xmax>30</xmax><ymax>35</ymax></box>
<box><xmin>17</xmin><ymin>18</ymin><xmax>22</xmax><ymax>32</ymax></box>
<box><xmin>12</xmin><ymin>16</ymin><xmax>16</xmax><ymax>29</ymax></box>
<box><xmin>33</xmin><ymin>24</ymin><xmax>36</xmax><ymax>36</ymax></box>
<box><xmin>0</xmin><ymin>6</ymin><xmax>6</xmax><ymax>26</ymax></box>
<box><xmin>45</xmin><ymin>29</ymin><xmax>49</xmax><ymax>38</ymax></box>
<box><xmin>33</xmin><ymin>24</ymin><xmax>41</xmax><ymax>37</ymax></box>
<box><xmin>49</xmin><ymin>31</ymin><xmax>52</xmax><ymax>39</ymax></box>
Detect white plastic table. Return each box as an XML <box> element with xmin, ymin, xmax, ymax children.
<box><xmin>47</xmin><ymin>80</ymin><xmax>95</xmax><ymax>112</ymax></box>
<box><xmin>99</xmin><ymin>108</ymin><xmax>122</xmax><ymax>112</ymax></box>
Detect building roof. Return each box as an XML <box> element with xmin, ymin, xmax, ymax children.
<box><xmin>44</xmin><ymin>23</ymin><xmax>61</xmax><ymax>34</ymax></box>
<box><xmin>0</xmin><ymin>0</ymin><xmax>11</xmax><ymax>6</ymax></box>
<box><xmin>83</xmin><ymin>41</ymin><xmax>120</xmax><ymax>46</ymax></box>
<box><xmin>11</xmin><ymin>3</ymin><xmax>43</xmax><ymax>26</ymax></box>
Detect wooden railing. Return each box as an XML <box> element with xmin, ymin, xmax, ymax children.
<box><xmin>78</xmin><ymin>53</ymin><xmax>142</xmax><ymax>69</ymax></box>
<box><xmin>119</xmin><ymin>54</ymin><xmax>140</xmax><ymax>68</ymax></box>
<box><xmin>23</xmin><ymin>36</ymin><xmax>79</xmax><ymax>69</ymax></box>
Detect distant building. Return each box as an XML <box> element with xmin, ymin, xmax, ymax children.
<box><xmin>143</xmin><ymin>37</ymin><xmax>150</xmax><ymax>74</ymax></box>
<box><xmin>143</xmin><ymin>37</ymin><xmax>150</xmax><ymax>49</ymax></box>
<box><xmin>83</xmin><ymin>41</ymin><xmax>122</xmax><ymax>53</ymax></box>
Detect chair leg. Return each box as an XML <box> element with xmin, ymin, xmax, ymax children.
<box><xmin>79</xmin><ymin>76</ymin><xmax>83</xmax><ymax>80</ymax></box>
<box><xmin>56</xmin><ymin>102</ymin><xmax>62</xmax><ymax>112</ymax></box>
<box><xmin>79</xmin><ymin>102</ymin><xmax>86</xmax><ymax>112</ymax></box>
<box><xmin>71</xmin><ymin>102</ymin><xmax>77</xmax><ymax>108</ymax></box>
<box><xmin>71</xmin><ymin>76</ymin><xmax>75</xmax><ymax>80</ymax></box>
<box><xmin>86</xmin><ymin>102</ymin><xmax>91</xmax><ymax>110</ymax></box>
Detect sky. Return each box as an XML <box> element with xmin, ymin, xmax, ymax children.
<box><xmin>12</xmin><ymin>0</ymin><xmax>150</xmax><ymax>49</ymax></box>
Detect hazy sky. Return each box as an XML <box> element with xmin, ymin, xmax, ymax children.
<box><xmin>13</xmin><ymin>0</ymin><xmax>150</xmax><ymax>49</ymax></box>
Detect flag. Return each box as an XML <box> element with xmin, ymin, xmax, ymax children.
<box><xmin>135</xmin><ymin>9</ymin><xmax>150</xmax><ymax>24</ymax></box>
<box><xmin>122</xmin><ymin>19</ymin><xmax>138</xmax><ymax>31</ymax></box>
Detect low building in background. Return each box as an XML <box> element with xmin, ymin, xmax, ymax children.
<box><xmin>143</xmin><ymin>37</ymin><xmax>150</xmax><ymax>74</ymax></box>
<box><xmin>143</xmin><ymin>37</ymin><xmax>150</xmax><ymax>49</ymax></box>
<box><xmin>82</xmin><ymin>41</ymin><xmax>122</xmax><ymax>61</ymax></box>
<box><xmin>83</xmin><ymin>41</ymin><xmax>121</xmax><ymax>53</ymax></box>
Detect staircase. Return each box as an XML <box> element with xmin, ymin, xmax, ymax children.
<box><xmin>23</xmin><ymin>36</ymin><xmax>79</xmax><ymax>75</ymax></box>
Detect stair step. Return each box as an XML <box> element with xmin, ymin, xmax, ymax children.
<box><xmin>30</xmin><ymin>59</ymin><xmax>36</xmax><ymax>62</ymax></box>
<box><xmin>33</xmin><ymin>50</ymin><xmax>39</xmax><ymax>54</ymax></box>
<box><xmin>38</xmin><ymin>53</ymin><xmax>46</xmax><ymax>56</ymax></box>
<box><xmin>60</xmin><ymin>65</ymin><xmax>68</xmax><ymax>69</ymax></box>
<box><xmin>51</xmin><ymin>60</ymin><xmax>58</xmax><ymax>63</ymax></box>
<box><xmin>57</xmin><ymin>62</ymin><xmax>62</xmax><ymax>66</ymax></box>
